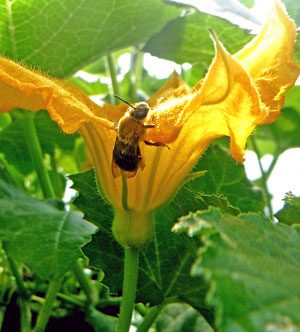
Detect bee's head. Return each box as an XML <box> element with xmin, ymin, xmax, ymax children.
<box><xmin>130</xmin><ymin>102</ymin><xmax>149</xmax><ymax>120</ymax></box>
<box><xmin>114</xmin><ymin>95</ymin><xmax>150</xmax><ymax>120</ymax></box>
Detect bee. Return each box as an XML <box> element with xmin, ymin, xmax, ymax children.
<box><xmin>112</xmin><ymin>95</ymin><xmax>167</xmax><ymax>178</ymax></box>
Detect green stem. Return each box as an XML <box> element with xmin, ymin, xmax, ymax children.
<box><xmin>72</xmin><ymin>260</ymin><xmax>97</xmax><ymax>304</ymax></box>
<box><xmin>33</xmin><ymin>279</ymin><xmax>62</xmax><ymax>332</ymax></box>
<box><xmin>130</xmin><ymin>50</ymin><xmax>144</xmax><ymax>100</ymax></box>
<box><xmin>97</xmin><ymin>297</ymin><xmax>122</xmax><ymax>308</ymax></box>
<box><xmin>117</xmin><ymin>247</ymin><xmax>139</xmax><ymax>332</ymax></box>
<box><xmin>50</xmin><ymin>154</ymin><xmax>64</xmax><ymax>199</ymax></box>
<box><xmin>56</xmin><ymin>293</ymin><xmax>85</xmax><ymax>307</ymax></box>
<box><xmin>23</xmin><ymin>112</ymin><xmax>55</xmax><ymax>199</ymax></box>
<box><xmin>32</xmin><ymin>293</ymin><xmax>85</xmax><ymax>308</ymax></box>
<box><xmin>137</xmin><ymin>305</ymin><xmax>163</xmax><ymax>332</ymax></box>
<box><xmin>135</xmin><ymin>303</ymin><xmax>147</xmax><ymax>317</ymax></box>
<box><xmin>18</xmin><ymin>297</ymin><xmax>32</xmax><ymax>332</ymax></box>
<box><xmin>265</xmin><ymin>151</ymin><xmax>280</xmax><ymax>180</ymax></box>
<box><xmin>106</xmin><ymin>54</ymin><xmax>120</xmax><ymax>104</ymax></box>
<box><xmin>7</xmin><ymin>255</ymin><xmax>30</xmax><ymax>299</ymax></box>
<box><xmin>0</xmin><ymin>306</ymin><xmax>6</xmax><ymax>331</ymax></box>
<box><xmin>250</xmin><ymin>136</ymin><xmax>273</xmax><ymax>219</ymax></box>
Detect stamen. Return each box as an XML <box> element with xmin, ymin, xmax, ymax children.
<box><xmin>121</xmin><ymin>172</ymin><xmax>130</xmax><ymax>211</ymax></box>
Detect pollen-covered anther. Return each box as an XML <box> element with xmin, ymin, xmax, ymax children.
<box><xmin>145</xmin><ymin>94</ymin><xmax>193</xmax><ymax>144</ymax></box>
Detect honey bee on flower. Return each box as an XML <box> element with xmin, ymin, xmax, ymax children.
<box><xmin>111</xmin><ymin>95</ymin><xmax>168</xmax><ymax>178</ymax></box>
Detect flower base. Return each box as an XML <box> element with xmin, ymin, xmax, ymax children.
<box><xmin>112</xmin><ymin>209</ymin><xmax>154</xmax><ymax>248</ymax></box>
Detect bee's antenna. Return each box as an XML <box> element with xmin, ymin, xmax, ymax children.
<box><xmin>114</xmin><ymin>95</ymin><xmax>136</xmax><ymax>109</ymax></box>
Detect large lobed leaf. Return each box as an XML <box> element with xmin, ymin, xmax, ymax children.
<box><xmin>188</xmin><ymin>144</ymin><xmax>264</xmax><ymax>213</ymax></box>
<box><xmin>143</xmin><ymin>7</ymin><xmax>253</xmax><ymax>70</ymax></box>
<box><xmin>174</xmin><ymin>208</ymin><xmax>300</xmax><ymax>332</ymax></box>
<box><xmin>0</xmin><ymin>0</ymin><xmax>181</xmax><ymax>77</ymax></box>
<box><xmin>0</xmin><ymin>180</ymin><xmax>97</xmax><ymax>280</ymax></box>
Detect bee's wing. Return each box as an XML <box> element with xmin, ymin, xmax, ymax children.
<box><xmin>111</xmin><ymin>158</ymin><xmax>122</xmax><ymax>178</ymax></box>
<box><xmin>123</xmin><ymin>169</ymin><xmax>137</xmax><ymax>178</ymax></box>
<box><xmin>111</xmin><ymin>156</ymin><xmax>138</xmax><ymax>178</ymax></box>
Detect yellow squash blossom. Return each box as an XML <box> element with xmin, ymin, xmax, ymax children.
<box><xmin>0</xmin><ymin>0</ymin><xmax>298</xmax><ymax>247</ymax></box>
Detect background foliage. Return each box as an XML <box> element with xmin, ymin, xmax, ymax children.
<box><xmin>0</xmin><ymin>0</ymin><xmax>300</xmax><ymax>331</ymax></box>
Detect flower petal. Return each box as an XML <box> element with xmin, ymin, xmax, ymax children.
<box><xmin>235</xmin><ymin>0</ymin><xmax>300</xmax><ymax>123</ymax></box>
<box><xmin>0</xmin><ymin>58</ymin><xmax>115</xmax><ymax>133</ymax></box>
<box><xmin>147</xmin><ymin>71</ymin><xmax>190</xmax><ymax>107</ymax></box>
<box><xmin>185</xmin><ymin>34</ymin><xmax>266</xmax><ymax>162</ymax></box>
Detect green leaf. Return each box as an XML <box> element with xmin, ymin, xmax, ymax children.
<box><xmin>282</xmin><ymin>0</ymin><xmax>300</xmax><ymax>26</ymax></box>
<box><xmin>188</xmin><ymin>144</ymin><xmax>264</xmax><ymax>213</ymax></box>
<box><xmin>156</xmin><ymin>303</ymin><xmax>214</xmax><ymax>332</ymax></box>
<box><xmin>0</xmin><ymin>0</ymin><xmax>181</xmax><ymax>77</ymax></box>
<box><xmin>196</xmin><ymin>193</ymin><xmax>240</xmax><ymax>216</ymax></box>
<box><xmin>283</xmin><ymin>86</ymin><xmax>300</xmax><ymax>114</ymax></box>
<box><xmin>70</xmin><ymin>169</ymin><xmax>214</xmax><ymax>325</ymax></box>
<box><xmin>0</xmin><ymin>110</ymin><xmax>78</xmax><ymax>175</ymax></box>
<box><xmin>237</xmin><ymin>0</ymin><xmax>255</xmax><ymax>9</ymax></box>
<box><xmin>68</xmin><ymin>77</ymin><xmax>109</xmax><ymax>96</ymax></box>
<box><xmin>174</xmin><ymin>208</ymin><xmax>300</xmax><ymax>332</ymax></box>
<box><xmin>252</xmin><ymin>108</ymin><xmax>300</xmax><ymax>156</ymax></box>
<box><xmin>0</xmin><ymin>113</ymin><xmax>12</xmax><ymax>130</ymax></box>
<box><xmin>166</xmin><ymin>0</ymin><xmax>260</xmax><ymax>28</ymax></box>
<box><xmin>275</xmin><ymin>192</ymin><xmax>300</xmax><ymax>225</ymax></box>
<box><xmin>0</xmin><ymin>180</ymin><xmax>97</xmax><ymax>280</ymax></box>
<box><xmin>0</xmin><ymin>158</ymin><xmax>16</xmax><ymax>186</ymax></box>
<box><xmin>143</xmin><ymin>9</ymin><xmax>253</xmax><ymax>69</ymax></box>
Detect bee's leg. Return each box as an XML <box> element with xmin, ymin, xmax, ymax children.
<box><xmin>139</xmin><ymin>158</ymin><xmax>146</xmax><ymax>170</ymax></box>
<box><xmin>144</xmin><ymin>140</ymin><xmax>170</xmax><ymax>150</ymax></box>
<box><xmin>113</xmin><ymin>121</ymin><xmax>118</xmax><ymax>131</ymax></box>
<box><xmin>143</xmin><ymin>123</ymin><xmax>155</xmax><ymax>129</ymax></box>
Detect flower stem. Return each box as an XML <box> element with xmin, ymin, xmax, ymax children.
<box><xmin>72</xmin><ymin>260</ymin><xmax>97</xmax><ymax>304</ymax></box>
<box><xmin>117</xmin><ymin>247</ymin><xmax>139</xmax><ymax>332</ymax></box>
<box><xmin>23</xmin><ymin>112</ymin><xmax>55</xmax><ymax>199</ymax></box>
<box><xmin>33</xmin><ymin>279</ymin><xmax>62</xmax><ymax>332</ymax></box>
<box><xmin>137</xmin><ymin>305</ymin><xmax>163</xmax><ymax>332</ymax></box>
<box><xmin>250</xmin><ymin>136</ymin><xmax>273</xmax><ymax>219</ymax></box>
<box><xmin>106</xmin><ymin>53</ymin><xmax>120</xmax><ymax>104</ymax></box>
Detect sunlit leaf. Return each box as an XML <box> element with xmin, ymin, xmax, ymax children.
<box><xmin>143</xmin><ymin>10</ymin><xmax>253</xmax><ymax>71</ymax></box>
<box><xmin>238</xmin><ymin>0</ymin><xmax>255</xmax><ymax>9</ymax></box>
<box><xmin>275</xmin><ymin>192</ymin><xmax>300</xmax><ymax>225</ymax></box>
<box><xmin>252</xmin><ymin>108</ymin><xmax>300</xmax><ymax>156</ymax></box>
<box><xmin>0</xmin><ymin>0</ymin><xmax>181</xmax><ymax>77</ymax></box>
